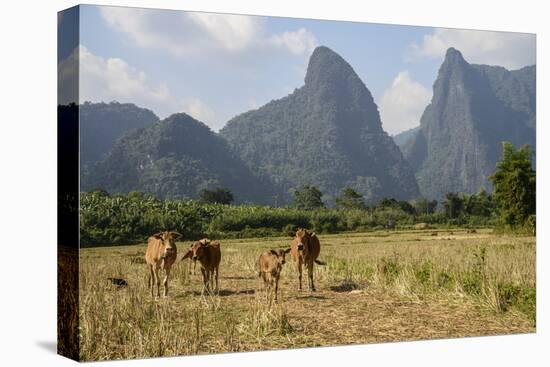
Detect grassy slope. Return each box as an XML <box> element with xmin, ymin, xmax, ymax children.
<box><xmin>79</xmin><ymin>229</ymin><xmax>535</xmax><ymax>361</ymax></box>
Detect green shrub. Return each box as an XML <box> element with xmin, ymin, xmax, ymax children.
<box><xmin>79</xmin><ymin>192</ymin><xmax>500</xmax><ymax>246</ymax></box>
<box><xmin>496</xmin><ymin>283</ymin><xmax>536</xmax><ymax>322</ymax></box>
<box><xmin>414</xmin><ymin>261</ymin><xmax>432</xmax><ymax>286</ymax></box>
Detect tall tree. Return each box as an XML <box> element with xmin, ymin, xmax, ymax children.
<box><xmin>335</xmin><ymin>187</ymin><xmax>365</xmax><ymax>209</ymax></box>
<box><xmin>199</xmin><ymin>188</ymin><xmax>234</xmax><ymax>205</ymax></box>
<box><xmin>412</xmin><ymin>197</ymin><xmax>438</xmax><ymax>215</ymax></box>
<box><xmin>443</xmin><ymin>192</ymin><xmax>463</xmax><ymax>218</ymax></box>
<box><xmin>293</xmin><ymin>185</ymin><xmax>325</xmax><ymax>209</ymax></box>
<box><xmin>489</xmin><ymin>142</ymin><xmax>535</xmax><ymax>227</ymax></box>
<box><xmin>462</xmin><ymin>188</ymin><xmax>494</xmax><ymax>217</ymax></box>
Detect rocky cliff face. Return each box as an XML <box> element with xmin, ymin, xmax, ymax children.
<box><xmin>220</xmin><ymin>46</ymin><xmax>419</xmax><ymax>204</ymax></box>
<box><xmin>403</xmin><ymin>48</ymin><xmax>535</xmax><ymax>199</ymax></box>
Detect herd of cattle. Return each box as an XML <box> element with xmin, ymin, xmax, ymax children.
<box><xmin>144</xmin><ymin>228</ymin><xmax>326</xmax><ymax>300</ymax></box>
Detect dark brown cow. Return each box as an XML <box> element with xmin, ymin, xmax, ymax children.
<box><xmin>145</xmin><ymin>231</ymin><xmax>181</xmax><ymax>298</ymax></box>
<box><xmin>290</xmin><ymin>228</ymin><xmax>326</xmax><ymax>291</ymax></box>
<box><xmin>183</xmin><ymin>238</ymin><xmax>221</xmax><ymax>294</ymax></box>
<box><xmin>258</xmin><ymin>248</ymin><xmax>291</xmax><ymax>301</ymax></box>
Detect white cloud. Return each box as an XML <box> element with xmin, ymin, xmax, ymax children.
<box><xmin>59</xmin><ymin>46</ymin><xmax>219</xmax><ymax>124</ymax></box>
<box><xmin>183</xmin><ymin>97</ymin><xmax>218</xmax><ymax>129</ymax></box>
<box><xmin>99</xmin><ymin>8</ymin><xmax>162</xmax><ymax>50</ymax></box>
<box><xmin>99</xmin><ymin>7</ymin><xmax>317</xmax><ymax>57</ymax></box>
<box><xmin>268</xmin><ymin>28</ymin><xmax>318</xmax><ymax>56</ymax></box>
<box><xmin>76</xmin><ymin>45</ymin><xmax>173</xmax><ymax>116</ymax></box>
<box><xmin>409</xmin><ymin>28</ymin><xmax>535</xmax><ymax>70</ymax></box>
<box><xmin>379</xmin><ymin>71</ymin><xmax>432</xmax><ymax>135</ymax></box>
<box><xmin>186</xmin><ymin>12</ymin><xmax>260</xmax><ymax>52</ymax></box>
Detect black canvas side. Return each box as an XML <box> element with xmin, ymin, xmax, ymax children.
<box><xmin>57</xmin><ymin>5</ymin><xmax>80</xmax><ymax>361</ymax></box>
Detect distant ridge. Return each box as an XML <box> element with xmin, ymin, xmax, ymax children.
<box><xmin>80</xmin><ymin>101</ymin><xmax>158</xmax><ymax>174</ymax></box>
<box><xmin>402</xmin><ymin>48</ymin><xmax>535</xmax><ymax>199</ymax></box>
<box><xmin>393</xmin><ymin>126</ymin><xmax>421</xmax><ymax>148</ymax></box>
<box><xmin>83</xmin><ymin>113</ymin><xmax>275</xmax><ymax>203</ymax></box>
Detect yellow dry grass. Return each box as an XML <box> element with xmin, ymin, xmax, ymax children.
<box><xmin>78</xmin><ymin>229</ymin><xmax>535</xmax><ymax>361</ymax></box>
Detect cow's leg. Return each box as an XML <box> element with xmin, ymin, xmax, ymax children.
<box><xmin>260</xmin><ymin>273</ymin><xmax>267</xmax><ymax>300</ymax></box>
<box><xmin>154</xmin><ymin>267</ymin><xmax>161</xmax><ymax>298</ymax></box>
<box><xmin>210</xmin><ymin>269</ymin><xmax>215</xmax><ymax>292</ymax></box>
<box><xmin>215</xmin><ymin>266</ymin><xmax>219</xmax><ymax>293</ymax></box>
<box><xmin>275</xmin><ymin>275</ymin><xmax>280</xmax><ymax>301</ymax></box>
<box><xmin>308</xmin><ymin>262</ymin><xmax>316</xmax><ymax>291</ymax></box>
<box><xmin>163</xmin><ymin>267</ymin><xmax>171</xmax><ymax>297</ymax></box>
<box><xmin>148</xmin><ymin>265</ymin><xmax>154</xmax><ymax>298</ymax></box>
<box><xmin>265</xmin><ymin>273</ymin><xmax>273</xmax><ymax>303</ymax></box>
<box><xmin>207</xmin><ymin>269</ymin><xmax>213</xmax><ymax>294</ymax></box>
<box><xmin>200</xmin><ymin>268</ymin><xmax>207</xmax><ymax>295</ymax></box>
<box><xmin>297</xmin><ymin>259</ymin><xmax>303</xmax><ymax>290</ymax></box>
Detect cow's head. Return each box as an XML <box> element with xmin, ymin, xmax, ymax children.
<box><xmin>153</xmin><ymin>231</ymin><xmax>182</xmax><ymax>258</ymax></box>
<box><xmin>294</xmin><ymin>228</ymin><xmax>314</xmax><ymax>253</ymax></box>
<box><xmin>271</xmin><ymin>248</ymin><xmax>291</xmax><ymax>265</ymax></box>
<box><xmin>190</xmin><ymin>238</ymin><xmax>211</xmax><ymax>261</ymax></box>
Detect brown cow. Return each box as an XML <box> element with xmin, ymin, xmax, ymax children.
<box><xmin>145</xmin><ymin>231</ymin><xmax>182</xmax><ymax>298</ymax></box>
<box><xmin>183</xmin><ymin>238</ymin><xmax>221</xmax><ymax>294</ymax></box>
<box><xmin>258</xmin><ymin>248</ymin><xmax>291</xmax><ymax>301</ymax></box>
<box><xmin>290</xmin><ymin>228</ymin><xmax>326</xmax><ymax>291</ymax></box>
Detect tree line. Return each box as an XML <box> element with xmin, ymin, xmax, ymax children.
<box><xmin>81</xmin><ymin>142</ymin><xmax>535</xmax><ymax>246</ymax></box>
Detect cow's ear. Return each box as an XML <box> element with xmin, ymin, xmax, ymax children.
<box><xmin>153</xmin><ymin>232</ymin><xmax>163</xmax><ymax>240</ymax></box>
<box><xmin>171</xmin><ymin>231</ymin><xmax>182</xmax><ymax>240</ymax></box>
<box><xmin>284</xmin><ymin>248</ymin><xmax>291</xmax><ymax>254</ymax></box>
<box><xmin>270</xmin><ymin>249</ymin><xmax>278</xmax><ymax>256</ymax></box>
<box><xmin>182</xmin><ymin>249</ymin><xmax>192</xmax><ymax>260</ymax></box>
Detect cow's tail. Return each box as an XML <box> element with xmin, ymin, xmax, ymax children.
<box><xmin>314</xmin><ymin>259</ymin><xmax>327</xmax><ymax>266</ymax></box>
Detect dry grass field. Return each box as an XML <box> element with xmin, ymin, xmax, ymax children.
<box><xmin>79</xmin><ymin>229</ymin><xmax>535</xmax><ymax>361</ymax></box>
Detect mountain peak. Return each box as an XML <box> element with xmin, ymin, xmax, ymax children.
<box><xmin>305</xmin><ymin>46</ymin><xmax>356</xmax><ymax>87</ymax></box>
<box><xmin>221</xmin><ymin>45</ymin><xmax>420</xmax><ymax>203</ymax></box>
<box><xmin>443</xmin><ymin>47</ymin><xmax>467</xmax><ymax>66</ymax></box>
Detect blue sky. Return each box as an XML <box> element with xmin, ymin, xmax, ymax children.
<box><xmin>63</xmin><ymin>4</ymin><xmax>535</xmax><ymax>135</ymax></box>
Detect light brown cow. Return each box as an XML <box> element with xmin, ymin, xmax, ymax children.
<box><xmin>145</xmin><ymin>231</ymin><xmax>182</xmax><ymax>298</ymax></box>
<box><xmin>290</xmin><ymin>228</ymin><xmax>326</xmax><ymax>291</ymax></box>
<box><xmin>183</xmin><ymin>238</ymin><xmax>221</xmax><ymax>294</ymax></box>
<box><xmin>258</xmin><ymin>248</ymin><xmax>291</xmax><ymax>301</ymax></box>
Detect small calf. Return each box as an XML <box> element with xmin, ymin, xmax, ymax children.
<box><xmin>183</xmin><ymin>238</ymin><xmax>221</xmax><ymax>294</ymax></box>
<box><xmin>258</xmin><ymin>248</ymin><xmax>291</xmax><ymax>301</ymax></box>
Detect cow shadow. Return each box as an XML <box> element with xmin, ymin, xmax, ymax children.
<box><xmin>223</xmin><ymin>276</ymin><xmax>256</xmax><ymax>280</ymax></box>
<box><xmin>294</xmin><ymin>294</ymin><xmax>327</xmax><ymax>300</ymax></box>
<box><xmin>182</xmin><ymin>288</ymin><xmax>256</xmax><ymax>297</ymax></box>
<box><xmin>329</xmin><ymin>281</ymin><xmax>360</xmax><ymax>293</ymax></box>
